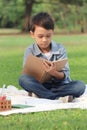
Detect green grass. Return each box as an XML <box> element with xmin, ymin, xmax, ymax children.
<box><xmin>0</xmin><ymin>109</ymin><xmax>87</xmax><ymax>130</ymax></box>
<box><xmin>0</xmin><ymin>34</ymin><xmax>87</xmax><ymax>130</ymax></box>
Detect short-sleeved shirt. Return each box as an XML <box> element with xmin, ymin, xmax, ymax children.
<box><xmin>23</xmin><ymin>41</ymin><xmax>71</xmax><ymax>84</ymax></box>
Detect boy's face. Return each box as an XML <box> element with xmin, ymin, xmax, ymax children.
<box><xmin>30</xmin><ymin>25</ymin><xmax>53</xmax><ymax>52</ymax></box>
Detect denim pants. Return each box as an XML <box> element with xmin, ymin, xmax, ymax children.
<box><xmin>19</xmin><ymin>74</ymin><xmax>86</xmax><ymax>100</ymax></box>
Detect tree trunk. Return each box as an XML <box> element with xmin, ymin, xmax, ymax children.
<box><xmin>23</xmin><ymin>0</ymin><xmax>35</xmax><ymax>32</ymax></box>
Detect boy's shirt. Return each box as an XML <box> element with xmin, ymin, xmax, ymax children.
<box><xmin>23</xmin><ymin>41</ymin><xmax>71</xmax><ymax>84</ymax></box>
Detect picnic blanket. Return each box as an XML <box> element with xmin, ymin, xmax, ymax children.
<box><xmin>0</xmin><ymin>85</ymin><xmax>87</xmax><ymax>116</ymax></box>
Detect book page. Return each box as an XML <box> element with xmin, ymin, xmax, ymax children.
<box><xmin>53</xmin><ymin>58</ymin><xmax>68</xmax><ymax>71</ymax></box>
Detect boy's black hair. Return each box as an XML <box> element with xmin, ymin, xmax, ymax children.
<box><xmin>29</xmin><ymin>12</ymin><xmax>54</xmax><ymax>32</ymax></box>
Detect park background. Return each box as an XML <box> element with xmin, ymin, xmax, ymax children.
<box><xmin>0</xmin><ymin>0</ymin><xmax>87</xmax><ymax>130</ymax></box>
<box><xmin>0</xmin><ymin>0</ymin><xmax>87</xmax><ymax>33</ymax></box>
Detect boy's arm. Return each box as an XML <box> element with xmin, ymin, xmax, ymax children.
<box><xmin>50</xmin><ymin>70</ymin><xmax>65</xmax><ymax>80</ymax></box>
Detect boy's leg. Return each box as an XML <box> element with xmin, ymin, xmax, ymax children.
<box><xmin>19</xmin><ymin>74</ymin><xmax>58</xmax><ymax>100</ymax></box>
<box><xmin>51</xmin><ymin>80</ymin><xmax>86</xmax><ymax>98</ymax></box>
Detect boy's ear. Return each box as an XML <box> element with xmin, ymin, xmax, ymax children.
<box><xmin>30</xmin><ymin>31</ymin><xmax>34</xmax><ymax>38</ymax></box>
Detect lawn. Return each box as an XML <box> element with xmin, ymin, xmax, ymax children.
<box><xmin>0</xmin><ymin>34</ymin><xmax>87</xmax><ymax>130</ymax></box>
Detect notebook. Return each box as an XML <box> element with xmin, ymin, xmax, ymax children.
<box><xmin>22</xmin><ymin>55</ymin><xmax>68</xmax><ymax>83</ymax></box>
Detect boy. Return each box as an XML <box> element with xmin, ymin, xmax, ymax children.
<box><xmin>19</xmin><ymin>12</ymin><xmax>86</xmax><ymax>100</ymax></box>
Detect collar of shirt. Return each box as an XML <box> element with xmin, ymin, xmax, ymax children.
<box><xmin>33</xmin><ymin>41</ymin><xmax>60</xmax><ymax>57</ymax></box>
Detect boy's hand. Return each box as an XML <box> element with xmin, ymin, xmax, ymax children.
<box><xmin>42</xmin><ymin>60</ymin><xmax>65</xmax><ymax>80</ymax></box>
<box><xmin>42</xmin><ymin>60</ymin><xmax>57</xmax><ymax>76</ymax></box>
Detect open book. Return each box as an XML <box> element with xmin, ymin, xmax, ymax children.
<box><xmin>22</xmin><ymin>55</ymin><xmax>68</xmax><ymax>83</ymax></box>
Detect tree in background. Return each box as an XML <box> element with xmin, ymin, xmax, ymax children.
<box><xmin>0</xmin><ymin>0</ymin><xmax>87</xmax><ymax>33</ymax></box>
<box><xmin>0</xmin><ymin>0</ymin><xmax>24</xmax><ymax>28</ymax></box>
<box><xmin>23</xmin><ymin>0</ymin><xmax>35</xmax><ymax>31</ymax></box>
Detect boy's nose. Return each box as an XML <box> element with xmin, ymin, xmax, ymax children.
<box><xmin>42</xmin><ymin>37</ymin><xmax>47</xmax><ymax>41</ymax></box>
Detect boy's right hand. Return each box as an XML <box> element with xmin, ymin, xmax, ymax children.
<box><xmin>42</xmin><ymin>60</ymin><xmax>57</xmax><ymax>76</ymax></box>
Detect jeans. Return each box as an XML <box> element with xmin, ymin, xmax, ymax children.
<box><xmin>19</xmin><ymin>74</ymin><xmax>86</xmax><ymax>100</ymax></box>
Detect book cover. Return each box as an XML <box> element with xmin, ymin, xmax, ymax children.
<box><xmin>22</xmin><ymin>55</ymin><xmax>67</xmax><ymax>83</ymax></box>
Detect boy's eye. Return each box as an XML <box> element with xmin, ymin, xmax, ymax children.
<box><xmin>46</xmin><ymin>35</ymin><xmax>51</xmax><ymax>38</ymax></box>
<box><xmin>38</xmin><ymin>36</ymin><xmax>43</xmax><ymax>38</ymax></box>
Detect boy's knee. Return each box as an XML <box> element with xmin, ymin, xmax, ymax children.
<box><xmin>19</xmin><ymin>74</ymin><xmax>35</xmax><ymax>86</ymax></box>
<box><xmin>74</xmin><ymin>80</ymin><xmax>86</xmax><ymax>97</ymax></box>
